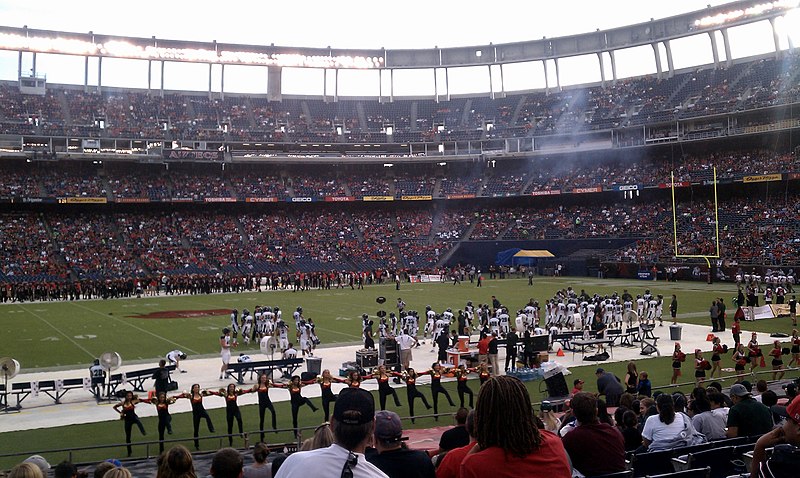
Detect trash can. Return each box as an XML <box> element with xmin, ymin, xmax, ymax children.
<box><xmin>669</xmin><ymin>325</ymin><xmax>682</xmax><ymax>341</ymax></box>
<box><xmin>306</xmin><ymin>357</ymin><xmax>322</xmax><ymax>375</ymax></box>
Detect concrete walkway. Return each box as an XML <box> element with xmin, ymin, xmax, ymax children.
<box><xmin>0</xmin><ymin>322</ymin><xmax>749</xmax><ymax>433</ymax></box>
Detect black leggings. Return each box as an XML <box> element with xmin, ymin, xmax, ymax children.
<box><xmin>432</xmin><ymin>384</ymin><xmax>455</xmax><ymax>420</ymax></box>
<box><xmin>157</xmin><ymin>411</ymin><xmax>172</xmax><ymax>453</ymax></box>
<box><xmin>291</xmin><ymin>397</ymin><xmax>318</xmax><ymax>431</ymax></box>
<box><xmin>226</xmin><ymin>405</ymin><xmax>243</xmax><ymax>446</ymax></box>
<box><xmin>192</xmin><ymin>408</ymin><xmax>214</xmax><ymax>450</ymax></box>
<box><xmin>457</xmin><ymin>382</ymin><xmax>474</xmax><ymax>408</ymax></box>
<box><xmin>322</xmin><ymin>391</ymin><xmax>337</xmax><ymax>422</ymax></box>
<box><xmin>258</xmin><ymin>399</ymin><xmax>277</xmax><ymax>442</ymax></box>
<box><xmin>406</xmin><ymin>386</ymin><xmax>431</xmax><ymax>423</ymax></box>
<box><xmin>379</xmin><ymin>384</ymin><xmax>401</xmax><ymax>410</ymax></box>
<box><xmin>124</xmin><ymin>416</ymin><xmax>146</xmax><ymax>456</ymax></box>
<box><xmin>505</xmin><ymin>351</ymin><xmax>517</xmax><ymax>371</ymax></box>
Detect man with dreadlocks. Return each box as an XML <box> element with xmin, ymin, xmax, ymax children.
<box><xmin>460</xmin><ymin>376</ymin><xmax>570</xmax><ymax>478</ymax></box>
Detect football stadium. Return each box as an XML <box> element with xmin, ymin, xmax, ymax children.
<box><xmin>0</xmin><ymin>1</ymin><xmax>799</xmax><ymax>477</ymax></box>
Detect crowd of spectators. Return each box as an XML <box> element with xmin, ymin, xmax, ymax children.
<box><xmin>2</xmin><ymin>52</ymin><xmax>800</xmax><ymax>144</ymax></box>
<box><xmin>0</xmin><ymin>176</ymin><xmax>799</xmax><ymax>286</ymax></box>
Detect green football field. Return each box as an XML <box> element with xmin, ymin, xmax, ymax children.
<box><xmin>1</xmin><ymin>277</ymin><xmax>798</xmax><ymax>468</ymax></box>
<box><xmin>1</xmin><ymin>276</ymin><xmax>795</xmax><ymax>370</ymax></box>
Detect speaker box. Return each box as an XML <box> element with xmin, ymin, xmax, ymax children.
<box><xmin>544</xmin><ymin>372</ymin><xmax>569</xmax><ymax>398</ymax></box>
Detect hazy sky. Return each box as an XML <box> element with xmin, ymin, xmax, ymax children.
<box><xmin>0</xmin><ymin>0</ymin><xmax>790</xmax><ymax>95</ymax></box>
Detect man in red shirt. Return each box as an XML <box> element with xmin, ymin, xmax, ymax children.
<box><xmin>435</xmin><ymin>410</ymin><xmax>475</xmax><ymax>478</ymax></box>
<box><xmin>477</xmin><ymin>334</ymin><xmax>491</xmax><ymax>365</ymax></box>
<box><xmin>571</xmin><ymin>379</ymin><xmax>584</xmax><ymax>396</ymax></box>
<box><xmin>561</xmin><ymin>392</ymin><xmax>626</xmax><ymax>476</ymax></box>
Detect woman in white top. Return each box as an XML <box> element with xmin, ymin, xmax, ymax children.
<box><xmin>641</xmin><ymin>393</ymin><xmax>704</xmax><ymax>451</ymax></box>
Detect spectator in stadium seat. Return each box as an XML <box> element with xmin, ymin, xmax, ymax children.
<box><xmin>103</xmin><ymin>468</ymin><xmax>133</xmax><ymax>478</ymax></box>
<box><xmin>727</xmin><ymin>383</ymin><xmax>774</xmax><ymax>438</ymax></box>
<box><xmin>210</xmin><ymin>448</ymin><xmax>243</xmax><ymax>478</ymax></box>
<box><xmin>366</xmin><ymin>410</ymin><xmax>435</xmax><ymax>478</ymax></box>
<box><xmin>275</xmin><ymin>387</ymin><xmax>388</xmax><ymax>478</ymax></box>
<box><xmin>53</xmin><ymin>461</ymin><xmax>79</xmax><ymax>478</ymax></box>
<box><xmin>459</xmin><ymin>376</ymin><xmax>570</xmax><ymax>478</ymax></box>
<box><xmin>436</xmin><ymin>407</ymin><xmax>471</xmax><ymax>454</ymax></box>
<box><xmin>562</xmin><ymin>392</ymin><xmax>626</xmax><ymax>476</ymax></box>
<box><xmin>157</xmin><ymin>445</ymin><xmax>196</xmax><ymax>478</ymax></box>
<box><xmin>435</xmin><ymin>410</ymin><xmax>476</xmax><ymax>478</ymax></box>
<box><xmin>243</xmin><ymin>443</ymin><xmax>271</xmax><ymax>478</ymax></box>
<box><xmin>21</xmin><ymin>456</ymin><xmax>49</xmax><ymax>477</ymax></box>
<box><xmin>10</xmin><ymin>463</ymin><xmax>43</xmax><ymax>478</ymax></box>
<box><xmin>93</xmin><ymin>462</ymin><xmax>116</xmax><ymax>478</ymax></box>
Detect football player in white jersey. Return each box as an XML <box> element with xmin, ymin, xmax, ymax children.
<box><xmin>613</xmin><ymin>300</ymin><xmax>623</xmax><ymax>328</ymax></box>
<box><xmin>241</xmin><ymin>310</ymin><xmax>254</xmax><ymax>345</ymax></box>
<box><xmin>488</xmin><ymin>314</ymin><xmax>500</xmax><ymax>336</ymax></box>
<box><xmin>424</xmin><ymin>306</ymin><xmax>436</xmax><ymax>342</ymax></box>
<box><xmin>636</xmin><ymin>295</ymin><xmax>646</xmax><ymax>319</ymax></box>
<box><xmin>498</xmin><ymin>307</ymin><xmax>510</xmax><ymax>334</ymax></box>
<box><xmin>229</xmin><ymin>309</ymin><xmax>240</xmax><ymax>339</ymax></box>
<box><xmin>276</xmin><ymin>319</ymin><xmax>289</xmax><ymax>352</ymax></box>
<box><xmin>647</xmin><ymin>296</ymin><xmax>658</xmax><ymax>324</ymax></box>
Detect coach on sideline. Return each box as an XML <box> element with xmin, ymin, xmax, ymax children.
<box><xmin>275</xmin><ymin>387</ymin><xmax>388</xmax><ymax>478</ymax></box>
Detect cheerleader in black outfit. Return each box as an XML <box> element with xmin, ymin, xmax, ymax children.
<box><xmin>275</xmin><ymin>375</ymin><xmax>318</xmax><ymax>435</ymax></box>
<box><xmin>710</xmin><ymin>337</ymin><xmax>724</xmax><ymax>378</ymax></box>
<box><xmin>747</xmin><ymin>332</ymin><xmax>762</xmax><ymax>373</ymax></box>
<box><xmin>209</xmin><ymin>383</ymin><xmax>251</xmax><ymax>446</ymax></box>
<box><xmin>142</xmin><ymin>391</ymin><xmax>176</xmax><ymax>453</ymax></box>
<box><xmin>454</xmin><ymin>364</ymin><xmax>474</xmax><ymax>408</ymax></box>
<box><xmin>251</xmin><ymin>372</ymin><xmax>278</xmax><ymax>442</ymax></box>
<box><xmin>477</xmin><ymin>363</ymin><xmax>491</xmax><ymax>386</ymax></box>
<box><xmin>317</xmin><ymin>369</ymin><xmax>345</xmax><ymax>422</ymax></box>
<box><xmin>769</xmin><ymin>340</ymin><xmax>785</xmax><ymax>381</ymax></box>
<box><xmin>789</xmin><ymin>329</ymin><xmax>800</xmax><ymax>368</ymax></box>
<box><xmin>112</xmin><ymin>391</ymin><xmax>146</xmax><ymax>457</ymax></box>
<box><xmin>402</xmin><ymin>368</ymin><xmax>431</xmax><ymax>423</ymax></box>
<box><xmin>422</xmin><ymin>362</ymin><xmax>455</xmax><ymax>421</ymax></box>
<box><xmin>367</xmin><ymin>365</ymin><xmax>402</xmax><ymax>410</ymax></box>
<box><xmin>177</xmin><ymin>384</ymin><xmax>215</xmax><ymax>450</ymax></box>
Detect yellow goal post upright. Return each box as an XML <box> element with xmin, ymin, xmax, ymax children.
<box><xmin>670</xmin><ymin>167</ymin><xmax>720</xmax><ymax>280</ymax></box>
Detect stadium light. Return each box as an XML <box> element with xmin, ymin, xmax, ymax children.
<box><xmin>0</xmin><ymin>32</ymin><xmax>385</xmax><ymax>69</ymax></box>
<box><xmin>693</xmin><ymin>0</ymin><xmax>799</xmax><ymax>28</ymax></box>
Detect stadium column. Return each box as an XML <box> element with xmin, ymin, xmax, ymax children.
<box><xmin>708</xmin><ymin>31</ymin><xmax>720</xmax><ymax>69</ymax></box>
<box><xmin>597</xmin><ymin>52</ymin><xmax>605</xmax><ymax>87</ymax></box>
<box><xmin>651</xmin><ymin>42</ymin><xmax>662</xmax><ymax>79</ymax></box>
<box><xmin>768</xmin><ymin>17</ymin><xmax>781</xmax><ymax>57</ymax></box>
<box><xmin>609</xmin><ymin>50</ymin><xmax>617</xmax><ymax>83</ymax></box>
<box><xmin>664</xmin><ymin>40</ymin><xmax>674</xmax><ymax>78</ymax></box>
<box><xmin>721</xmin><ymin>28</ymin><xmax>732</xmax><ymax>68</ymax></box>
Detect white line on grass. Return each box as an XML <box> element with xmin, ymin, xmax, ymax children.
<box><xmin>69</xmin><ymin>302</ymin><xmax>202</xmax><ymax>355</ymax></box>
<box><xmin>19</xmin><ymin>305</ymin><xmax>96</xmax><ymax>359</ymax></box>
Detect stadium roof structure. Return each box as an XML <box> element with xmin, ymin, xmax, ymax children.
<box><xmin>0</xmin><ymin>0</ymin><xmax>796</xmax><ymax>98</ymax></box>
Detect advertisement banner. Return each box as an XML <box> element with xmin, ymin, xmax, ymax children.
<box><xmin>743</xmin><ymin>174</ymin><xmax>782</xmax><ymax>183</ymax></box>
<box><xmin>19</xmin><ymin>197</ymin><xmax>56</xmax><ymax>204</ymax></box>
<box><xmin>789</xmin><ymin>173</ymin><xmax>800</xmax><ymax>180</ymax></box>
<box><xmin>530</xmin><ymin>190</ymin><xmax>562</xmax><ymax>196</ymax></box>
<box><xmin>246</xmin><ymin>197</ymin><xmax>279</xmax><ymax>203</ymax></box>
<box><xmin>615</xmin><ymin>184</ymin><xmax>640</xmax><ymax>191</ymax></box>
<box><xmin>163</xmin><ymin>149</ymin><xmax>224</xmax><ymax>161</ymax></box>
<box><xmin>170</xmin><ymin>198</ymin><xmax>194</xmax><ymax>203</ymax></box>
<box><xmin>573</xmin><ymin>187</ymin><xmax>602</xmax><ymax>194</ymax></box>
<box><xmin>324</xmin><ymin>196</ymin><xmax>355</xmax><ymax>202</ymax></box>
<box><xmin>401</xmin><ymin>195</ymin><xmax>433</xmax><ymax>201</ymax></box>
<box><xmin>288</xmin><ymin>197</ymin><xmax>314</xmax><ymax>203</ymax></box>
<box><xmin>658</xmin><ymin>181</ymin><xmax>691</xmax><ymax>188</ymax></box>
<box><xmin>116</xmin><ymin>198</ymin><xmax>151</xmax><ymax>204</ymax></box>
<box><xmin>204</xmin><ymin>197</ymin><xmax>236</xmax><ymax>203</ymax></box>
<box><xmin>446</xmin><ymin>194</ymin><xmax>476</xmax><ymax>200</ymax></box>
<box><xmin>59</xmin><ymin>197</ymin><xmax>107</xmax><ymax>204</ymax></box>
<box><xmin>362</xmin><ymin>196</ymin><xmax>395</xmax><ymax>202</ymax></box>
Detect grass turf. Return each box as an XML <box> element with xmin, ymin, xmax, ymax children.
<box><xmin>1</xmin><ymin>277</ymin><xmax>798</xmax><ymax>467</ymax></box>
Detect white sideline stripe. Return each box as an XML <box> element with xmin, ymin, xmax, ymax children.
<box><xmin>19</xmin><ymin>305</ymin><xmax>96</xmax><ymax>359</ymax></box>
<box><xmin>69</xmin><ymin>302</ymin><xmax>202</xmax><ymax>355</ymax></box>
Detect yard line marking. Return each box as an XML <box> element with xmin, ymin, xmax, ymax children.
<box><xmin>69</xmin><ymin>302</ymin><xmax>202</xmax><ymax>355</ymax></box>
<box><xmin>19</xmin><ymin>305</ymin><xmax>96</xmax><ymax>359</ymax></box>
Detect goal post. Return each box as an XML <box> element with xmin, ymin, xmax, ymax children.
<box><xmin>671</xmin><ymin>167</ymin><xmax>720</xmax><ymax>281</ymax></box>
